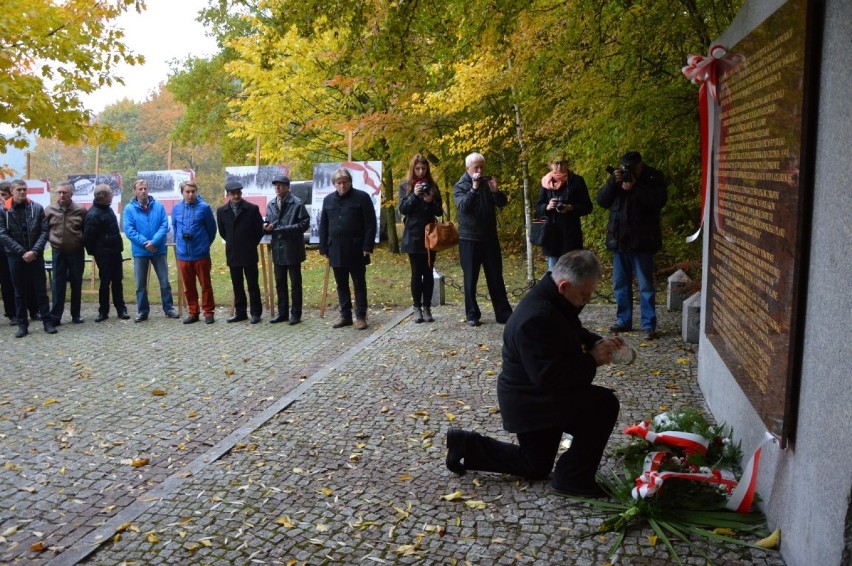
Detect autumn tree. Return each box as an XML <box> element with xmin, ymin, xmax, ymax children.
<box><xmin>0</xmin><ymin>0</ymin><xmax>144</xmax><ymax>155</ymax></box>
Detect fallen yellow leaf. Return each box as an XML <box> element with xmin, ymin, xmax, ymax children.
<box><xmin>275</xmin><ymin>516</ymin><xmax>296</xmax><ymax>528</ymax></box>
<box><xmin>441</xmin><ymin>490</ymin><xmax>464</xmax><ymax>501</ymax></box>
<box><xmin>30</xmin><ymin>542</ymin><xmax>46</xmax><ymax>552</ymax></box>
<box><xmin>756</xmin><ymin>528</ymin><xmax>781</xmax><ymax>549</ymax></box>
<box><xmin>42</xmin><ymin>399</ymin><xmax>58</xmax><ymax>406</ymax></box>
<box><xmin>464</xmin><ymin>500</ymin><xmax>486</xmax><ymax>509</ymax></box>
<box><xmin>647</xmin><ymin>534</ymin><xmax>658</xmax><ymax>546</ymax></box>
<box><xmin>713</xmin><ymin>527</ymin><xmax>737</xmax><ymax>536</ymax></box>
<box><xmin>151</xmin><ymin>389</ymin><xmax>166</xmax><ymax>396</ymax></box>
<box><xmin>131</xmin><ymin>458</ymin><xmax>149</xmax><ymax>468</ymax></box>
<box><xmin>146</xmin><ymin>532</ymin><xmax>159</xmax><ymax>543</ymax></box>
<box><xmin>446</xmin><ymin>412</ymin><xmax>456</xmax><ymax>422</ymax></box>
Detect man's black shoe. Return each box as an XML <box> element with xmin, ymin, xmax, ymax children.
<box><xmin>250</xmin><ymin>315</ymin><xmax>261</xmax><ymax>324</ymax></box>
<box><xmin>550</xmin><ymin>482</ymin><xmax>609</xmax><ymax>499</ymax></box>
<box><xmin>72</xmin><ymin>317</ymin><xmax>84</xmax><ymax>324</ymax></box>
<box><xmin>15</xmin><ymin>326</ymin><xmax>28</xmax><ymax>338</ymax></box>
<box><xmin>446</xmin><ymin>429</ymin><xmax>467</xmax><ymax>476</ymax></box>
<box><xmin>609</xmin><ymin>323</ymin><xmax>632</xmax><ymax>333</ymax></box>
<box><xmin>183</xmin><ymin>314</ymin><xmax>199</xmax><ymax>324</ymax></box>
<box><xmin>94</xmin><ymin>313</ymin><xmax>109</xmax><ymax>322</ymax></box>
<box><xmin>643</xmin><ymin>329</ymin><xmax>657</xmax><ymax>341</ymax></box>
<box><xmin>44</xmin><ymin>323</ymin><xmax>58</xmax><ymax>335</ymax></box>
<box><xmin>205</xmin><ymin>315</ymin><xmax>215</xmax><ymax>324</ymax></box>
<box><xmin>117</xmin><ymin>310</ymin><xmax>130</xmax><ymax>320</ymax></box>
<box><xmin>134</xmin><ymin>313</ymin><xmax>148</xmax><ymax>323</ymax></box>
<box><xmin>165</xmin><ymin>310</ymin><xmax>180</xmax><ymax>319</ymax></box>
<box><xmin>332</xmin><ymin>317</ymin><xmax>353</xmax><ymax>329</ymax></box>
<box><xmin>227</xmin><ymin>314</ymin><xmax>248</xmax><ymax>323</ymax></box>
<box><xmin>467</xmin><ymin>319</ymin><xmax>481</xmax><ymax>327</ymax></box>
<box><xmin>269</xmin><ymin>313</ymin><xmax>287</xmax><ymax>324</ymax></box>
<box><xmin>8</xmin><ymin>317</ymin><xmax>18</xmax><ymax>326</ymax></box>
<box><xmin>288</xmin><ymin>317</ymin><xmax>301</xmax><ymax>326</ymax></box>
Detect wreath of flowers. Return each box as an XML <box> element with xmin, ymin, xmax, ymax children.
<box><xmin>574</xmin><ymin>407</ymin><xmax>780</xmax><ymax>564</ymax></box>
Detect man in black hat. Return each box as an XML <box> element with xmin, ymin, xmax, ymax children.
<box><xmin>596</xmin><ymin>151</ymin><xmax>668</xmax><ymax>340</ymax></box>
<box><xmin>216</xmin><ymin>180</ymin><xmax>265</xmax><ymax>323</ymax></box>
<box><xmin>264</xmin><ymin>175</ymin><xmax>310</xmax><ymax>325</ymax></box>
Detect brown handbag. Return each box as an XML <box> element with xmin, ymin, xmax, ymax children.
<box><xmin>424</xmin><ymin>217</ymin><xmax>459</xmax><ymax>253</ymax></box>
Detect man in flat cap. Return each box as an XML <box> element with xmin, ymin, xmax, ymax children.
<box><xmin>216</xmin><ymin>180</ymin><xmax>265</xmax><ymax>323</ymax></box>
<box><xmin>596</xmin><ymin>151</ymin><xmax>668</xmax><ymax>340</ymax></box>
<box><xmin>264</xmin><ymin>175</ymin><xmax>310</xmax><ymax>325</ymax></box>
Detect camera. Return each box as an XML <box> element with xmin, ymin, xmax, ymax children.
<box><xmin>555</xmin><ymin>197</ymin><xmax>568</xmax><ymax>212</ymax></box>
<box><xmin>606</xmin><ymin>165</ymin><xmax>633</xmax><ymax>183</ymax></box>
<box><xmin>182</xmin><ymin>233</ymin><xmax>193</xmax><ymax>241</ymax></box>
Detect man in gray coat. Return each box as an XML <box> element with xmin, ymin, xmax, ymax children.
<box><xmin>264</xmin><ymin>175</ymin><xmax>310</xmax><ymax>325</ymax></box>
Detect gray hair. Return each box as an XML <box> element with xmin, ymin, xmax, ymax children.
<box><xmin>93</xmin><ymin>184</ymin><xmax>112</xmax><ymax>203</ymax></box>
<box><xmin>55</xmin><ymin>181</ymin><xmax>73</xmax><ymax>192</ymax></box>
<box><xmin>331</xmin><ymin>168</ymin><xmax>352</xmax><ymax>184</ymax></box>
<box><xmin>551</xmin><ymin>250</ymin><xmax>601</xmax><ymax>285</ymax></box>
<box><xmin>465</xmin><ymin>153</ymin><xmax>485</xmax><ymax>168</ymax></box>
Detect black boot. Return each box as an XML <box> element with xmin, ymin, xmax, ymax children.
<box><xmin>413</xmin><ymin>307</ymin><xmax>424</xmax><ymax>324</ymax></box>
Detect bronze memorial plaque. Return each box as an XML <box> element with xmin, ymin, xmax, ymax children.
<box><xmin>706</xmin><ymin>0</ymin><xmax>819</xmax><ymax>444</ymax></box>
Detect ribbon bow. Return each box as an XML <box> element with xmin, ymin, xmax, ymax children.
<box><xmin>681</xmin><ymin>44</ymin><xmax>728</xmax><ymax>243</ymax></box>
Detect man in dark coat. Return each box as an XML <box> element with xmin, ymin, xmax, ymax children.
<box><xmin>445</xmin><ymin>250</ymin><xmax>624</xmax><ymax>497</ymax></box>
<box><xmin>0</xmin><ymin>180</ymin><xmax>57</xmax><ymax>337</ymax></box>
<box><xmin>453</xmin><ymin>152</ymin><xmax>513</xmax><ymax>326</ymax></box>
<box><xmin>0</xmin><ymin>182</ymin><xmax>17</xmax><ymax>323</ymax></box>
<box><xmin>82</xmin><ymin>184</ymin><xmax>129</xmax><ymax>322</ymax></box>
<box><xmin>217</xmin><ymin>180</ymin><xmax>265</xmax><ymax>324</ymax></box>
<box><xmin>596</xmin><ymin>151</ymin><xmax>668</xmax><ymax>340</ymax></box>
<box><xmin>319</xmin><ymin>168</ymin><xmax>377</xmax><ymax>330</ymax></box>
<box><xmin>264</xmin><ymin>175</ymin><xmax>310</xmax><ymax>325</ymax></box>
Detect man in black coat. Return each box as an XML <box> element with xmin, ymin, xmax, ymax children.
<box><xmin>453</xmin><ymin>152</ymin><xmax>513</xmax><ymax>326</ymax></box>
<box><xmin>319</xmin><ymin>168</ymin><xmax>377</xmax><ymax>330</ymax></box>
<box><xmin>83</xmin><ymin>184</ymin><xmax>130</xmax><ymax>322</ymax></box>
<box><xmin>264</xmin><ymin>175</ymin><xmax>310</xmax><ymax>325</ymax></box>
<box><xmin>217</xmin><ymin>180</ymin><xmax>265</xmax><ymax>324</ymax></box>
<box><xmin>445</xmin><ymin>250</ymin><xmax>624</xmax><ymax>497</ymax></box>
<box><xmin>596</xmin><ymin>151</ymin><xmax>668</xmax><ymax>340</ymax></box>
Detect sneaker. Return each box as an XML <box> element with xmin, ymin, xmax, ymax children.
<box><xmin>332</xmin><ymin>317</ymin><xmax>353</xmax><ymax>329</ymax></box>
<box><xmin>609</xmin><ymin>323</ymin><xmax>633</xmax><ymax>332</ymax></box>
<box><xmin>354</xmin><ymin>319</ymin><xmax>368</xmax><ymax>330</ymax></box>
<box><xmin>183</xmin><ymin>314</ymin><xmax>199</xmax><ymax>324</ymax></box>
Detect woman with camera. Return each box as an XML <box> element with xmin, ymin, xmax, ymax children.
<box><xmin>535</xmin><ymin>152</ymin><xmax>594</xmax><ymax>270</ymax></box>
<box><xmin>398</xmin><ymin>153</ymin><xmax>444</xmax><ymax>323</ymax></box>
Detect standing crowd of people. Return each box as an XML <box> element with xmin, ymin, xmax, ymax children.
<box><xmin>2</xmin><ymin>150</ymin><xmax>667</xmax><ymax>500</ymax></box>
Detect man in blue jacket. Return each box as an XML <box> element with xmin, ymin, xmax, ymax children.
<box><xmin>173</xmin><ymin>181</ymin><xmax>217</xmax><ymax>324</ymax></box>
<box><xmin>123</xmin><ymin>179</ymin><xmax>178</xmax><ymax>322</ymax></box>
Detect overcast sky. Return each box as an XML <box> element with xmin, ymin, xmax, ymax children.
<box><xmin>80</xmin><ymin>0</ymin><xmax>219</xmax><ymax>113</ymax></box>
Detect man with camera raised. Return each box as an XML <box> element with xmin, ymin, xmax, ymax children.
<box><xmin>173</xmin><ymin>180</ymin><xmax>218</xmax><ymax>324</ymax></box>
<box><xmin>596</xmin><ymin>151</ymin><xmax>668</xmax><ymax>340</ymax></box>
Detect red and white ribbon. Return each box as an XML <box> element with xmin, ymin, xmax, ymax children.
<box><xmin>681</xmin><ymin>44</ymin><xmax>728</xmax><ymax>243</ymax></box>
<box><xmin>623</xmin><ymin>419</ymin><xmax>709</xmax><ymax>457</ymax></box>
<box><xmin>725</xmin><ymin>432</ymin><xmax>776</xmax><ymax>513</ymax></box>
<box><xmin>631</xmin><ymin>450</ymin><xmax>738</xmax><ymax>500</ymax></box>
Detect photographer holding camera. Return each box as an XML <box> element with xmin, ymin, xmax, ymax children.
<box><xmin>596</xmin><ymin>151</ymin><xmax>668</xmax><ymax>340</ymax></box>
<box><xmin>535</xmin><ymin>152</ymin><xmax>593</xmax><ymax>270</ymax></box>
<box><xmin>173</xmin><ymin>181</ymin><xmax>218</xmax><ymax>324</ymax></box>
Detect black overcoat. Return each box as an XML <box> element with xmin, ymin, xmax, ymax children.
<box><xmin>534</xmin><ymin>173</ymin><xmax>593</xmax><ymax>257</ymax></box>
<box><xmin>318</xmin><ymin>188</ymin><xmax>377</xmax><ymax>269</ymax></box>
<box><xmin>216</xmin><ymin>201</ymin><xmax>264</xmax><ymax>267</ymax></box>
<box><xmin>595</xmin><ymin>165</ymin><xmax>668</xmax><ymax>253</ymax></box>
<box><xmin>497</xmin><ymin>274</ymin><xmax>603</xmax><ymax>433</ymax></box>
<box><xmin>398</xmin><ymin>181</ymin><xmax>443</xmax><ymax>254</ymax></box>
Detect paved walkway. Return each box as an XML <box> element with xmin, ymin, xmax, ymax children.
<box><xmin>0</xmin><ymin>300</ymin><xmax>784</xmax><ymax>565</ymax></box>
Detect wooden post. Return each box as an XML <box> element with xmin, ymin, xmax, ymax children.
<box><xmin>167</xmin><ymin>142</ymin><xmax>173</xmax><ymax>169</ymax></box>
<box><xmin>319</xmin><ymin>262</ymin><xmax>331</xmax><ymax>318</ymax></box>
<box><xmin>259</xmin><ymin>243</ymin><xmax>272</xmax><ymax>314</ymax></box>
<box><xmin>255</xmin><ymin>137</ymin><xmax>262</xmax><ymax>167</ymax></box>
<box><xmin>26</xmin><ymin>152</ymin><xmax>31</xmax><ymax>179</ymax></box>
<box><xmin>95</xmin><ymin>146</ymin><xmax>100</xmax><ymax>175</ymax></box>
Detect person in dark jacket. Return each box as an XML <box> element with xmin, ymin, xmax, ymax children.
<box><xmin>445</xmin><ymin>250</ymin><xmax>624</xmax><ymax>497</ymax></box>
<box><xmin>264</xmin><ymin>175</ymin><xmax>310</xmax><ymax>325</ymax></box>
<box><xmin>453</xmin><ymin>152</ymin><xmax>512</xmax><ymax>326</ymax></box>
<box><xmin>0</xmin><ymin>182</ymin><xmax>16</xmax><ymax>323</ymax></box>
<box><xmin>173</xmin><ymin>181</ymin><xmax>217</xmax><ymax>324</ymax></box>
<box><xmin>83</xmin><ymin>184</ymin><xmax>129</xmax><ymax>322</ymax></box>
<box><xmin>596</xmin><ymin>151</ymin><xmax>668</xmax><ymax>340</ymax></box>
<box><xmin>0</xmin><ymin>180</ymin><xmax>57</xmax><ymax>337</ymax></box>
<box><xmin>319</xmin><ymin>168</ymin><xmax>377</xmax><ymax>330</ymax></box>
<box><xmin>45</xmin><ymin>181</ymin><xmax>87</xmax><ymax>325</ymax></box>
<box><xmin>535</xmin><ymin>153</ymin><xmax>593</xmax><ymax>269</ymax></box>
<box><xmin>217</xmin><ymin>180</ymin><xmax>265</xmax><ymax>324</ymax></box>
<box><xmin>398</xmin><ymin>153</ymin><xmax>443</xmax><ymax>323</ymax></box>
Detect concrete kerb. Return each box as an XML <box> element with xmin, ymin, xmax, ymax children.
<box><xmin>47</xmin><ymin>308</ymin><xmax>413</xmax><ymax>566</ymax></box>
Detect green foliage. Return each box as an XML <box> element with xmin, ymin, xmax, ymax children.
<box><xmin>0</xmin><ymin>0</ymin><xmax>144</xmax><ymax>154</ymax></box>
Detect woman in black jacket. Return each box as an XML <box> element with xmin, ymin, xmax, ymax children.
<box><xmin>535</xmin><ymin>153</ymin><xmax>593</xmax><ymax>270</ymax></box>
<box><xmin>398</xmin><ymin>154</ymin><xmax>443</xmax><ymax>323</ymax></box>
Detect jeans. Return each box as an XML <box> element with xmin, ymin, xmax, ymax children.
<box><xmin>273</xmin><ymin>263</ymin><xmax>303</xmax><ymax>319</ymax></box>
<box><xmin>408</xmin><ymin>252</ymin><xmax>435</xmax><ymax>308</ymax></box>
<box><xmin>612</xmin><ymin>251</ymin><xmax>657</xmax><ymax>331</ymax></box>
<box><xmin>6</xmin><ymin>255</ymin><xmax>50</xmax><ymax>327</ymax></box>
<box><xmin>333</xmin><ymin>263</ymin><xmax>367</xmax><ymax>320</ymax></box>
<box><xmin>50</xmin><ymin>249</ymin><xmax>85</xmax><ymax>322</ymax></box>
<box><xmin>95</xmin><ymin>253</ymin><xmax>126</xmax><ymax>315</ymax></box>
<box><xmin>546</xmin><ymin>256</ymin><xmax>559</xmax><ymax>271</ymax></box>
<box><xmin>178</xmin><ymin>258</ymin><xmax>215</xmax><ymax>316</ymax></box>
<box><xmin>133</xmin><ymin>254</ymin><xmax>174</xmax><ymax>315</ymax></box>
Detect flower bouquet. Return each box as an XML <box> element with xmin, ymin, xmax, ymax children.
<box><xmin>576</xmin><ymin>407</ymin><xmax>779</xmax><ymax>564</ymax></box>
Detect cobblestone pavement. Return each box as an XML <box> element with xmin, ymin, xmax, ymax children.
<box><xmin>0</xmin><ymin>300</ymin><xmax>785</xmax><ymax>566</ymax></box>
